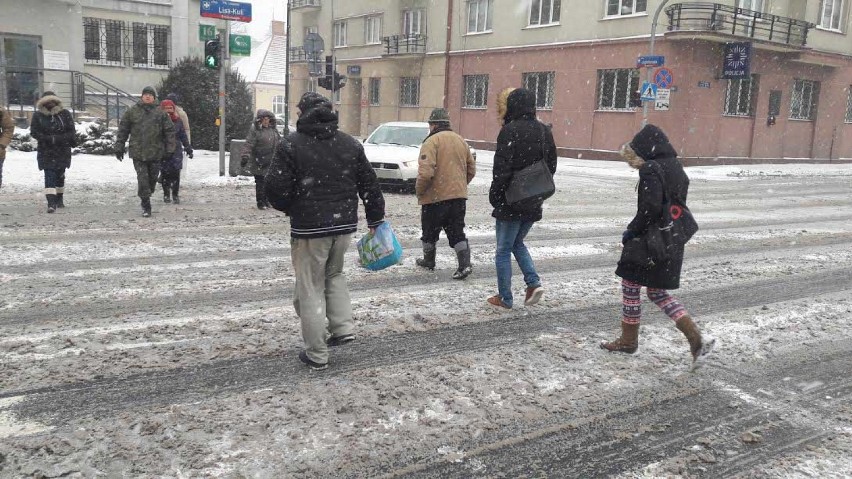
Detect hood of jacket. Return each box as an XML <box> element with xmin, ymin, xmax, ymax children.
<box><xmin>504</xmin><ymin>88</ymin><xmax>537</xmax><ymax>123</ymax></box>
<box><xmin>254</xmin><ymin>109</ymin><xmax>277</xmax><ymax>129</ymax></box>
<box><xmin>296</xmin><ymin>93</ymin><xmax>338</xmax><ymax>139</ymax></box>
<box><xmin>37</xmin><ymin>95</ymin><xmax>64</xmax><ymax>116</ymax></box>
<box><xmin>629</xmin><ymin>124</ymin><xmax>678</xmax><ymax>161</ymax></box>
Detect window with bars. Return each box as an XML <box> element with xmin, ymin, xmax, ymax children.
<box><xmin>819</xmin><ymin>0</ymin><xmax>845</xmax><ymax>30</ymax></box>
<box><xmin>365</xmin><ymin>16</ymin><xmax>382</xmax><ymax>44</ymax></box>
<box><xmin>606</xmin><ymin>0</ymin><xmax>648</xmax><ymax>16</ymax></box>
<box><xmin>723</xmin><ymin>75</ymin><xmax>759</xmax><ymax>116</ymax></box>
<box><xmin>790</xmin><ymin>79</ymin><xmax>820</xmax><ymax>120</ymax></box>
<box><xmin>597</xmin><ymin>69</ymin><xmax>640</xmax><ymax>110</ymax></box>
<box><xmin>463</xmin><ymin>74</ymin><xmax>489</xmax><ymax>108</ymax></box>
<box><xmin>846</xmin><ymin>87</ymin><xmax>852</xmax><ymax>123</ymax></box>
<box><xmin>369</xmin><ymin>78</ymin><xmax>381</xmax><ymax>106</ymax></box>
<box><xmin>83</xmin><ymin>18</ymin><xmax>170</xmax><ymax>68</ymax></box>
<box><xmin>403</xmin><ymin>10</ymin><xmax>424</xmax><ymax>36</ymax></box>
<box><xmin>529</xmin><ymin>0</ymin><xmax>561</xmax><ymax>25</ymax></box>
<box><xmin>305</xmin><ymin>79</ymin><xmax>317</xmax><ymax>93</ymax></box>
<box><xmin>523</xmin><ymin>72</ymin><xmax>555</xmax><ymax>109</ymax></box>
<box><xmin>333</xmin><ymin>21</ymin><xmax>347</xmax><ymax>47</ymax></box>
<box><xmin>468</xmin><ymin>0</ymin><xmax>494</xmax><ymax>33</ymax></box>
<box><xmin>400</xmin><ymin>77</ymin><xmax>420</xmax><ymax>106</ymax></box>
<box><xmin>273</xmin><ymin>95</ymin><xmax>286</xmax><ymax>115</ymax></box>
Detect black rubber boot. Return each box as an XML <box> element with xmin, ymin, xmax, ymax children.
<box><xmin>141</xmin><ymin>197</ymin><xmax>152</xmax><ymax>217</ymax></box>
<box><xmin>46</xmin><ymin>194</ymin><xmax>57</xmax><ymax>214</ymax></box>
<box><xmin>56</xmin><ymin>193</ymin><xmax>65</xmax><ymax>208</ymax></box>
<box><xmin>415</xmin><ymin>242</ymin><xmax>436</xmax><ymax>270</ymax></box>
<box><xmin>452</xmin><ymin>240</ymin><xmax>472</xmax><ymax>280</ymax></box>
<box><xmin>163</xmin><ymin>184</ymin><xmax>172</xmax><ymax>203</ymax></box>
<box><xmin>172</xmin><ymin>178</ymin><xmax>180</xmax><ymax>204</ymax></box>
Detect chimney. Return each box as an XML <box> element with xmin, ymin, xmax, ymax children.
<box><xmin>271</xmin><ymin>20</ymin><xmax>286</xmax><ymax>37</ymax></box>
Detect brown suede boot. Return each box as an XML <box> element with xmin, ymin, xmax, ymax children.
<box><xmin>600</xmin><ymin>322</ymin><xmax>639</xmax><ymax>354</ymax></box>
<box><xmin>675</xmin><ymin>315</ymin><xmax>702</xmax><ymax>358</ymax></box>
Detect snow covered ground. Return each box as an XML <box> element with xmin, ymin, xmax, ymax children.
<box><xmin>0</xmin><ymin>148</ymin><xmax>851</xmax><ymax>477</ymax></box>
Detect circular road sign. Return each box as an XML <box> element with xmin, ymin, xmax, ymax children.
<box><xmin>654</xmin><ymin>68</ymin><xmax>674</xmax><ymax>89</ymax></box>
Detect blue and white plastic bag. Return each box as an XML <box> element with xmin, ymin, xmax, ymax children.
<box><xmin>356</xmin><ymin>222</ymin><xmax>403</xmax><ymax>271</ymax></box>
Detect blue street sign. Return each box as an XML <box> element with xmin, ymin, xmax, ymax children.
<box><xmin>640</xmin><ymin>82</ymin><xmax>658</xmax><ymax>102</ymax></box>
<box><xmin>654</xmin><ymin>68</ymin><xmax>674</xmax><ymax>89</ymax></box>
<box><xmin>637</xmin><ymin>55</ymin><xmax>665</xmax><ymax>68</ymax></box>
<box><xmin>201</xmin><ymin>0</ymin><xmax>252</xmax><ymax>22</ymax></box>
<box><xmin>722</xmin><ymin>42</ymin><xmax>751</xmax><ymax>79</ymax></box>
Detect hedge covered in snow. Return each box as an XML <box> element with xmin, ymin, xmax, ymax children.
<box><xmin>10</xmin><ymin>121</ymin><xmax>117</xmax><ymax>155</ymax></box>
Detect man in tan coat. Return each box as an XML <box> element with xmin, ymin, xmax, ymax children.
<box><xmin>0</xmin><ymin>106</ymin><xmax>15</xmax><ymax>190</ymax></box>
<box><xmin>415</xmin><ymin>108</ymin><xmax>476</xmax><ymax>279</ymax></box>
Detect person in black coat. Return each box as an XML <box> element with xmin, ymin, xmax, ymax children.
<box><xmin>487</xmin><ymin>88</ymin><xmax>557</xmax><ymax>309</ymax></box>
<box><xmin>159</xmin><ymin>99</ymin><xmax>192</xmax><ymax>204</ymax></box>
<box><xmin>602</xmin><ymin>124</ymin><xmax>714</xmax><ymax>370</ymax></box>
<box><xmin>30</xmin><ymin>92</ymin><xmax>76</xmax><ymax>212</ymax></box>
<box><xmin>265</xmin><ymin>92</ymin><xmax>385</xmax><ymax>370</ymax></box>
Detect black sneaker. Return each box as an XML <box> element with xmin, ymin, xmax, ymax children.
<box><xmin>299</xmin><ymin>351</ymin><xmax>328</xmax><ymax>371</ymax></box>
<box><xmin>326</xmin><ymin>334</ymin><xmax>356</xmax><ymax>347</ymax></box>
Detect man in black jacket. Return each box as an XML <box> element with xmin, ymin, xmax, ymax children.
<box><xmin>266</xmin><ymin>92</ymin><xmax>385</xmax><ymax>370</ymax></box>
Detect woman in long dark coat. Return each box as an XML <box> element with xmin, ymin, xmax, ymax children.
<box><xmin>30</xmin><ymin>92</ymin><xmax>76</xmax><ymax>212</ymax></box>
<box><xmin>601</xmin><ymin>124</ymin><xmax>714</xmax><ymax>369</ymax></box>
<box><xmin>240</xmin><ymin>109</ymin><xmax>280</xmax><ymax>209</ymax></box>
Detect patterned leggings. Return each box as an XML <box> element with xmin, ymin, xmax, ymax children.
<box><xmin>621</xmin><ymin>279</ymin><xmax>688</xmax><ymax>325</ymax></box>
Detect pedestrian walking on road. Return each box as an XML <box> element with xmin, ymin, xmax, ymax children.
<box><xmin>487</xmin><ymin>88</ymin><xmax>557</xmax><ymax>309</ymax></box>
<box><xmin>601</xmin><ymin>124</ymin><xmax>714</xmax><ymax>369</ymax></box>
<box><xmin>414</xmin><ymin>108</ymin><xmax>476</xmax><ymax>280</ymax></box>
<box><xmin>114</xmin><ymin>86</ymin><xmax>176</xmax><ymax>217</ymax></box>
<box><xmin>266</xmin><ymin>92</ymin><xmax>385</xmax><ymax>371</ymax></box>
<box><xmin>159</xmin><ymin>99</ymin><xmax>192</xmax><ymax>204</ymax></box>
<box><xmin>241</xmin><ymin>109</ymin><xmax>280</xmax><ymax>209</ymax></box>
<box><xmin>30</xmin><ymin>92</ymin><xmax>77</xmax><ymax>213</ymax></box>
<box><xmin>0</xmin><ymin>105</ymin><xmax>14</xmax><ymax>191</ymax></box>
<box><xmin>165</xmin><ymin>93</ymin><xmax>191</xmax><ymax>144</ymax></box>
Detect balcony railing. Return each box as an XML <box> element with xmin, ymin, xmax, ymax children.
<box><xmin>290</xmin><ymin>0</ymin><xmax>321</xmax><ymax>9</ymax></box>
<box><xmin>289</xmin><ymin>47</ymin><xmax>308</xmax><ymax>63</ymax></box>
<box><xmin>382</xmin><ymin>34</ymin><xmax>427</xmax><ymax>56</ymax></box>
<box><xmin>666</xmin><ymin>3</ymin><xmax>814</xmax><ymax>47</ymax></box>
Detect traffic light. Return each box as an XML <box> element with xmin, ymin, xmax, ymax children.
<box><xmin>204</xmin><ymin>40</ymin><xmax>221</xmax><ymax>69</ymax></box>
<box><xmin>317</xmin><ymin>55</ymin><xmax>347</xmax><ymax>92</ymax></box>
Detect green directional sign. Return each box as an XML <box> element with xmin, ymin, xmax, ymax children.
<box><xmin>229</xmin><ymin>34</ymin><xmax>251</xmax><ymax>56</ymax></box>
<box><xmin>199</xmin><ymin>24</ymin><xmax>217</xmax><ymax>41</ymax></box>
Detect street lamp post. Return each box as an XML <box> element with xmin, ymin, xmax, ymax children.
<box><xmin>642</xmin><ymin>0</ymin><xmax>673</xmax><ymax>126</ymax></box>
<box><xmin>284</xmin><ymin>0</ymin><xmax>291</xmax><ymax>129</ymax></box>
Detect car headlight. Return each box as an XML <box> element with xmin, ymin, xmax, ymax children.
<box><xmin>402</xmin><ymin>160</ymin><xmax>418</xmax><ymax>168</ymax></box>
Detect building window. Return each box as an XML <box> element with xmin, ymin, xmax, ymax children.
<box><xmin>597</xmin><ymin>68</ymin><xmax>640</xmax><ymax>110</ymax></box>
<box><xmin>305</xmin><ymin>26</ymin><xmax>318</xmax><ymax>36</ymax></box>
<box><xmin>468</xmin><ymin>0</ymin><xmax>494</xmax><ymax>33</ymax></box>
<box><xmin>846</xmin><ymin>86</ymin><xmax>852</xmax><ymax>123</ymax></box>
<box><xmin>84</xmin><ymin>18</ymin><xmax>169</xmax><ymax>68</ymax></box>
<box><xmin>84</xmin><ymin>18</ymin><xmax>125</xmax><ymax>65</ymax></box>
<box><xmin>272</xmin><ymin>95</ymin><xmax>285</xmax><ymax>115</ymax></box>
<box><xmin>790</xmin><ymin>79</ymin><xmax>819</xmax><ymax>120</ymax></box>
<box><xmin>333</xmin><ymin>21</ymin><xmax>347</xmax><ymax>47</ymax></box>
<box><xmin>403</xmin><ymin>9</ymin><xmax>424</xmax><ymax>36</ymax></box>
<box><xmin>400</xmin><ymin>77</ymin><xmax>420</xmax><ymax>106</ymax></box>
<box><xmin>369</xmin><ymin>78</ymin><xmax>381</xmax><ymax>106</ymax></box>
<box><xmin>529</xmin><ymin>0</ymin><xmax>561</xmax><ymax>25</ymax></box>
<box><xmin>463</xmin><ymin>74</ymin><xmax>489</xmax><ymax>108</ymax></box>
<box><xmin>365</xmin><ymin>16</ymin><xmax>382</xmax><ymax>44</ymax></box>
<box><xmin>523</xmin><ymin>72</ymin><xmax>555</xmax><ymax>109</ymax></box>
<box><xmin>133</xmin><ymin>23</ymin><xmax>170</xmax><ymax>67</ymax></box>
<box><xmin>724</xmin><ymin>75</ymin><xmax>759</xmax><ymax>117</ymax></box>
<box><xmin>606</xmin><ymin>0</ymin><xmax>647</xmax><ymax>16</ymax></box>
<box><xmin>819</xmin><ymin>0</ymin><xmax>845</xmax><ymax>30</ymax></box>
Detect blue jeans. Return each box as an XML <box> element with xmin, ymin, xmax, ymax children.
<box><xmin>495</xmin><ymin>220</ymin><xmax>540</xmax><ymax>307</ymax></box>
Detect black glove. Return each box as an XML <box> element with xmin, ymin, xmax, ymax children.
<box><xmin>186</xmin><ymin>149</ymin><xmax>194</xmax><ymax>159</ymax></box>
<box><xmin>115</xmin><ymin>150</ymin><xmax>124</xmax><ymax>161</ymax></box>
<box><xmin>622</xmin><ymin>230</ymin><xmax>637</xmax><ymax>245</ymax></box>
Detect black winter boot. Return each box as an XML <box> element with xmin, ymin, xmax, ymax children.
<box><xmin>46</xmin><ymin>194</ymin><xmax>57</xmax><ymax>214</ymax></box>
<box><xmin>163</xmin><ymin>184</ymin><xmax>172</xmax><ymax>203</ymax></box>
<box><xmin>56</xmin><ymin>193</ymin><xmax>65</xmax><ymax>208</ymax></box>
<box><xmin>452</xmin><ymin>240</ymin><xmax>472</xmax><ymax>280</ymax></box>
<box><xmin>415</xmin><ymin>242</ymin><xmax>436</xmax><ymax>270</ymax></box>
<box><xmin>141</xmin><ymin>197</ymin><xmax>152</xmax><ymax>217</ymax></box>
<box><xmin>172</xmin><ymin>179</ymin><xmax>180</xmax><ymax>204</ymax></box>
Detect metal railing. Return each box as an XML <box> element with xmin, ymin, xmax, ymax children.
<box><xmin>289</xmin><ymin>46</ymin><xmax>309</xmax><ymax>63</ymax></box>
<box><xmin>382</xmin><ymin>34</ymin><xmax>427</xmax><ymax>55</ymax></box>
<box><xmin>665</xmin><ymin>3</ymin><xmax>814</xmax><ymax>46</ymax></box>
<box><xmin>290</xmin><ymin>0</ymin><xmax>321</xmax><ymax>9</ymax></box>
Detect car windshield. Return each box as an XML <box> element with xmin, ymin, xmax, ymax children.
<box><xmin>366</xmin><ymin>125</ymin><xmax>429</xmax><ymax>147</ymax></box>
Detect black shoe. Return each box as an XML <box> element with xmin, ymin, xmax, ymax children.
<box><xmin>326</xmin><ymin>334</ymin><xmax>356</xmax><ymax>347</ymax></box>
<box><xmin>257</xmin><ymin>202</ymin><xmax>268</xmax><ymax>210</ymax></box>
<box><xmin>172</xmin><ymin>195</ymin><xmax>180</xmax><ymax>205</ymax></box>
<box><xmin>298</xmin><ymin>351</ymin><xmax>328</xmax><ymax>371</ymax></box>
<box><xmin>141</xmin><ymin>198</ymin><xmax>152</xmax><ymax>217</ymax></box>
<box><xmin>164</xmin><ymin>194</ymin><xmax>171</xmax><ymax>204</ymax></box>
<box><xmin>47</xmin><ymin>205</ymin><xmax>56</xmax><ymax>214</ymax></box>
<box><xmin>56</xmin><ymin>194</ymin><xmax>65</xmax><ymax>208</ymax></box>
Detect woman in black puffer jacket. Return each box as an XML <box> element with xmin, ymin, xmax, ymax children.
<box><xmin>601</xmin><ymin>124</ymin><xmax>714</xmax><ymax>370</ymax></box>
<box><xmin>30</xmin><ymin>92</ymin><xmax>76</xmax><ymax>213</ymax></box>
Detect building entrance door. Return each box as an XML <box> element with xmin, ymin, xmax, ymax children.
<box><xmin>1</xmin><ymin>34</ymin><xmax>42</xmax><ymax>107</ymax></box>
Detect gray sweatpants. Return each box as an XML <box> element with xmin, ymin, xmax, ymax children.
<box><xmin>291</xmin><ymin>233</ymin><xmax>354</xmax><ymax>364</ymax></box>
<box><xmin>133</xmin><ymin>159</ymin><xmax>161</xmax><ymax>199</ymax></box>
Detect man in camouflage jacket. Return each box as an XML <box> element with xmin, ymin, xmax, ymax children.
<box><xmin>115</xmin><ymin>86</ymin><xmax>176</xmax><ymax>217</ymax></box>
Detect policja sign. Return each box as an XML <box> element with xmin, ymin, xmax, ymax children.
<box><xmin>722</xmin><ymin>42</ymin><xmax>752</xmax><ymax>79</ymax></box>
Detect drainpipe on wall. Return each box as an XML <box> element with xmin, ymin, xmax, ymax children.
<box><xmin>443</xmin><ymin>0</ymin><xmax>453</xmax><ymax>110</ymax></box>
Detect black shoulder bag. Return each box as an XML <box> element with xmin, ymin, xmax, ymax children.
<box><xmin>504</xmin><ymin>123</ymin><xmax>556</xmax><ymax>209</ymax></box>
